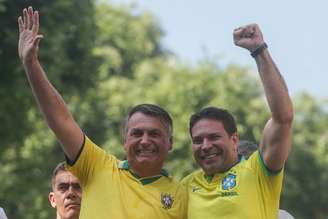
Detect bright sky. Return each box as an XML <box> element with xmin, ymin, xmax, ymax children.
<box><xmin>112</xmin><ymin>0</ymin><xmax>327</xmax><ymax>99</ymax></box>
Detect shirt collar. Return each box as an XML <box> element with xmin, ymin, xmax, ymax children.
<box><xmin>118</xmin><ymin>160</ymin><xmax>169</xmax><ymax>185</ymax></box>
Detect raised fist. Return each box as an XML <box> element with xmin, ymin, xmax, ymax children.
<box><xmin>233</xmin><ymin>24</ymin><xmax>264</xmax><ymax>52</ymax></box>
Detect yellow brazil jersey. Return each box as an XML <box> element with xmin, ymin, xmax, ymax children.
<box><xmin>181</xmin><ymin>151</ymin><xmax>283</xmax><ymax>219</ymax></box>
<box><xmin>66</xmin><ymin>136</ymin><xmax>187</xmax><ymax>219</ymax></box>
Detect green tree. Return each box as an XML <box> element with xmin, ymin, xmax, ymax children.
<box><xmin>0</xmin><ymin>0</ymin><xmax>97</xmax><ymax>147</ymax></box>
<box><xmin>1</xmin><ymin>1</ymin><xmax>327</xmax><ymax>218</ymax></box>
<box><xmin>93</xmin><ymin>2</ymin><xmax>165</xmax><ymax>78</ymax></box>
<box><xmin>281</xmin><ymin>93</ymin><xmax>328</xmax><ymax>219</ymax></box>
<box><xmin>0</xmin><ymin>0</ymin><xmax>97</xmax><ymax>218</ymax></box>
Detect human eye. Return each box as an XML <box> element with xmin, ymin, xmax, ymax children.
<box><xmin>58</xmin><ymin>183</ymin><xmax>68</xmax><ymax>192</ymax></box>
<box><xmin>73</xmin><ymin>183</ymin><xmax>81</xmax><ymax>191</ymax></box>
<box><xmin>130</xmin><ymin>129</ymin><xmax>143</xmax><ymax>137</ymax></box>
<box><xmin>149</xmin><ymin>130</ymin><xmax>161</xmax><ymax>137</ymax></box>
<box><xmin>192</xmin><ymin>137</ymin><xmax>203</xmax><ymax>144</ymax></box>
<box><xmin>209</xmin><ymin>134</ymin><xmax>221</xmax><ymax>141</ymax></box>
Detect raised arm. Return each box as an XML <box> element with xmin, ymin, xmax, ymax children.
<box><xmin>233</xmin><ymin>24</ymin><xmax>293</xmax><ymax>171</ymax></box>
<box><xmin>18</xmin><ymin>6</ymin><xmax>84</xmax><ymax>161</ymax></box>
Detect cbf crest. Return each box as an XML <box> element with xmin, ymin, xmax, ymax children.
<box><xmin>222</xmin><ymin>173</ymin><xmax>237</xmax><ymax>190</ymax></box>
<box><xmin>161</xmin><ymin>193</ymin><xmax>174</xmax><ymax>209</ymax></box>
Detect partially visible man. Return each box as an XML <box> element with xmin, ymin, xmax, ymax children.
<box><xmin>182</xmin><ymin>24</ymin><xmax>293</xmax><ymax>219</ymax></box>
<box><xmin>238</xmin><ymin>140</ymin><xmax>258</xmax><ymax>159</ymax></box>
<box><xmin>49</xmin><ymin>162</ymin><xmax>81</xmax><ymax>219</ymax></box>
<box><xmin>18</xmin><ymin>6</ymin><xmax>187</xmax><ymax>219</ymax></box>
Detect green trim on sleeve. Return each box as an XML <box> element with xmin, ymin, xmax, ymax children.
<box><xmin>257</xmin><ymin>151</ymin><xmax>282</xmax><ymax>176</ymax></box>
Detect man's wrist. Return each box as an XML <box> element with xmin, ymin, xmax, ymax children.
<box><xmin>22</xmin><ymin>55</ymin><xmax>39</xmax><ymax>67</ymax></box>
<box><xmin>251</xmin><ymin>43</ymin><xmax>268</xmax><ymax>58</ymax></box>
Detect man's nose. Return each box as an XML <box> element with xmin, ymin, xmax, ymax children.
<box><xmin>202</xmin><ymin>138</ymin><xmax>212</xmax><ymax>151</ymax></box>
<box><xmin>140</xmin><ymin>134</ymin><xmax>151</xmax><ymax>146</ymax></box>
<box><xmin>67</xmin><ymin>186</ymin><xmax>77</xmax><ymax>199</ymax></box>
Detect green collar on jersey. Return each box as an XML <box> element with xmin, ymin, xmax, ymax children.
<box><xmin>118</xmin><ymin>160</ymin><xmax>169</xmax><ymax>185</ymax></box>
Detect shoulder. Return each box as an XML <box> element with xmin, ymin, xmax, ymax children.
<box><xmin>66</xmin><ymin>135</ymin><xmax>119</xmax><ymax>173</ymax></box>
<box><xmin>181</xmin><ymin>169</ymin><xmax>203</xmax><ymax>186</ymax></box>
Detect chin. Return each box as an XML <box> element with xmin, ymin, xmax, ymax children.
<box><xmin>203</xmin><ymin>168</ymin><xmax>215</xmax><ymax>175</ymax></box>
<box><xmin>65</xmin><ymin>211</ymin><xmax>80</xmax><ymax>219</ymax></box>
<box><xmin>202</xmin><ymin>163</ymin><xmax>219</xmax><ymax>175</ymax></box>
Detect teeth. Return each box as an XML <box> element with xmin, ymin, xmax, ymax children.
<box><xmin>203</xmin><ymin>154</ymin><xmax>217</xmax><ymax>159</ymax></box>
<box><xmin>137</xmin><ymin>150</ymin><xmax>155</xmax><ymax>154</ymax></box>
<box><xmin>201</xmin><ymin>153</ymin><xmax>220</xmax><ymax>159</ymax></box>
<box><xmin>136</xmin><ymin>147</ymin><xmax>157</xmax><ymax>153</ymax></box>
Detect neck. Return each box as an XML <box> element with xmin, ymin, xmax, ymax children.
<box><xmin>56</xmin><ymin>212</ymin><xmax>62</xmax><ymax>219</ymax></box>
<box><xmin>56</xmin><ymin>212</ymin><xmax>78</xmax><ymax>219</ymax></box>
<box><xmin>130</xmin><ymin>162</ymin><xmax>162</xmax><ymax>178</ymax></box>
<box><xmin>206</xmin><ymin>157</ymin><xmax>240</xmax><ymax>176</ymax></box>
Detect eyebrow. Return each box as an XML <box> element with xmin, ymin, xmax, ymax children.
<box><xmin>57</xmin><ymin>182</ymin><xmax>80</xmax><ymax>187</ymax></box>
<box><xmin>130</xmin><ymin>127</ymin><xmax>163</xmax><ymax>133</ymax></box>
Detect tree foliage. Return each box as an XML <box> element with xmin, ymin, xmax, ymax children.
<box><xmin>0</xmin><ymin>0</ymin><xmax>97</xmax><ymax>218</ymax></box>
<box><xmin>281</xmin><ymin>93</ymin><xmax>328</xmax><ymax>219</ymax></box>
<box><xmin>0</xmin><ymin>1</ymin><xmax>327</xmax><ymax>219</ymax></box>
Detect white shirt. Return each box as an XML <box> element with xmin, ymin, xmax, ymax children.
<box><xmin>0</xmin><ymin>208</ymin><xmax>8</xmax><ymax>219</ymax></box>
<box><xmin>279</xmin><ymin>209</ymin><xmax>295</xmax><ymax>219</ymax></box>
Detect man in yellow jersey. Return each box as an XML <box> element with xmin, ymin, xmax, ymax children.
<box><xmin>49</xmin><ymin>162</ymin><xmax>82</xmax><ymax>219</ymax></box>
<box><xmin>182</xmin><ymin>24</ymin><xmax>293</xmax><ymax>219</ymax></box>
<box><xmin>238</xmin><ymin>141</ymin><xmax>296</xmax><ymax>219</ymax></box>
<box><xmin>18</xmin><ymin>7</ymin><xmax>187</xmax><ymax>219</ymax></box>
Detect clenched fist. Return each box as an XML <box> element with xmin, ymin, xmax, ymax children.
<box><xmin>233</xmin><ymin>24</ymin><xmax>264</xmax><ymax>52</ymax></box>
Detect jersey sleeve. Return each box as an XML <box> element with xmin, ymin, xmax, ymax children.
<box><xmin>247</xmin><ymin>150</ymin><xmax>284</xmax><ymax>200</ymax></box>
<box><xmin>65</xmin><ymin>135</ymin><xmax>117</xmax><ymax>187</ymax></box>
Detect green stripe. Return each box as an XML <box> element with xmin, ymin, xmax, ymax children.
<box><xmin>118</xmin><ymin>160</ymin><xmax>169</xmax><ymax>185</ymax></box>
<box><xmin>139</xmin><ymin>176</ymin><xmax>162</xmax><ymax>185</ymax></box>
<box><xmin>257</xmin><ymin>151</ymin><xmax>282</xmax><ymax>176</ymax></box>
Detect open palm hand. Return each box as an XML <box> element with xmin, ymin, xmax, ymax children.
<box><xmin>18</xmin><ymin>6</ymin><xmax>43</xmax><ymax>64</ymax></box>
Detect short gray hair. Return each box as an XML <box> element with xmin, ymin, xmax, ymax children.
<box><xmin>122</xmin><ymin>104</ymin><xmax>173</xmax><ymax>140</ymax></box>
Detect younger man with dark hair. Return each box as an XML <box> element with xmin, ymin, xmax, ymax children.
<box><xmin>182</xmin><ymin>24</ymin><xmax>293</xmax><ymax>219</ymax></box>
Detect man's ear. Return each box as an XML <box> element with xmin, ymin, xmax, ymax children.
<box><xmin>231</xmin><ymin>132</ymin><xmax>239</xmax><ymax>152</ymax></box>
<box><xmin>168</xmin><ymin>136</ymin><xmax>173</xmax><ymax>151</ymax></box>
<box><xmin>48</xmin><ymin>192</ymin><xmax>56</xmax><ymax>208</ymax></box>
<box><xmin>122</xmin><ymin>133</ymin><xmax>128</xmax><ymax>152</ymax></box>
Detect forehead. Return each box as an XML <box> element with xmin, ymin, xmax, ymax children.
<box><xmin>127</xmin><ymin>112</ymin><xmax>167</xmax><ymax>132</ymax></box>
<box><xmin>54</xmin><ymin>171</ymin><xmax>80</xmax><ymax>185</ymax></box>
<box><xmin>192</xmin><ymin>119</ymin><xmax>226</xmax><ymax>136</ymax></box>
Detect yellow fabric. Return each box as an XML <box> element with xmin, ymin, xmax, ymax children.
<box><xmin>66</xmin><ymin>136</ymin><xmax>187</xmax><ymax>219</ymax></box>
<box><xmin>181</xmin><ymin>151</ymin><xmax>283</xmax><ymax>219</ymax></box>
